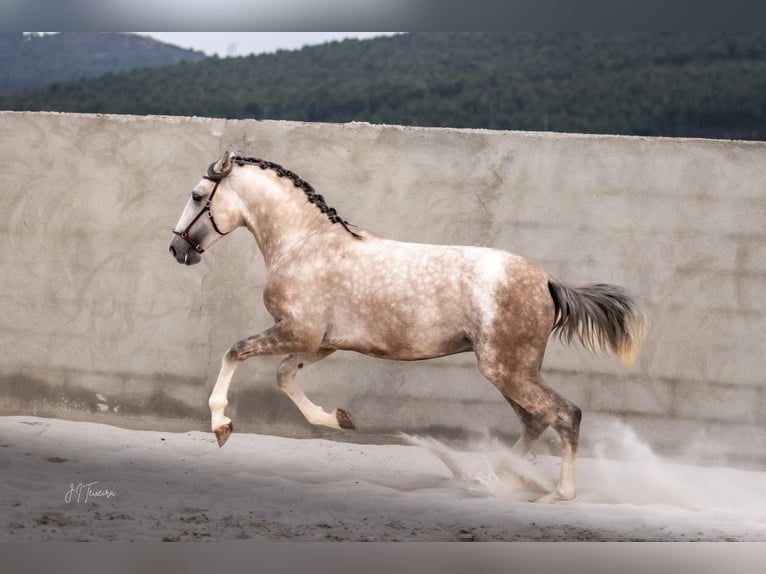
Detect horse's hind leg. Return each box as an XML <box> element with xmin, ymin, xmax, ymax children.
<box><xmin>505</xmin><ymin>398</ymin><xmax>549</xmax><ymax>457</ymax></box>
<box><xmin>277</xmin><ymin>350</ymin><xmax>356</xmax><ymax>430</ymax></box>
<box><xmin>503</xmin><ymin>375</ymin><xmax>580</xmax><ymax>501</ymax></box>
<box><xmin>478</xmin><ymin>352</ymin><xmax>581</xmax><ymax>501</ymax></box>
<box><xmin>490</xmin><ymin>398</ymin><xmax>552</xmax><ymax>493</ymax></box>
<box><xmin>535</xmin><ymin>393</ymin><xmax>581</xmax><ymax>503</ymax></box>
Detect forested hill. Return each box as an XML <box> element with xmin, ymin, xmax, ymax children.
<box><xmin>3</xmin><ymin>32</ymin><xmax>766</xmax><ymax>140</ymax></box>
<box><xmin>0</xmin><ymin>33</ymin><xmax>206</xmax><ymax>94</ymax></box>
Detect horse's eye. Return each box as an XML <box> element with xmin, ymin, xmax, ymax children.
<box><xmin>192</xmin><ymin>192</ymin><xmax>203</xmax><ymax>202</ymax></box>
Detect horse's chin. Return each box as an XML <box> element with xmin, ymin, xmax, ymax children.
<box><xmin>183</xmin><ymin>251</ymin><xmax>202</xmax><ymax>266</ymax></box>
<box><xmin>170</xmin><ymin>244</ymin><xmax>202</xmax><ymax>266</ymax></box>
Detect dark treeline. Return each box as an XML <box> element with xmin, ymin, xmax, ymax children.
<box><xmin>3</xmin><ymin>32</ymin><xmax>766</xmax><ymax>140</ymax></box>
<box><xmin>0</xmin><ymin>32</ymin><xmax>205</xmax><ymax>94</ymax></box>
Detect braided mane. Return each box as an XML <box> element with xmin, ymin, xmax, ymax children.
<box><xmin>231</xmin><ymin>155</ymin><xmax>362</xmax><ymax>239</ymax></box>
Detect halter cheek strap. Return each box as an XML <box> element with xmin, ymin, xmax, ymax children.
<box><xmin>172</xmin><ymin>167</ymin><xmax>230</xmax><ymax>254</ymax></box>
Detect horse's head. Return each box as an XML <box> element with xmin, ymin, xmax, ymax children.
<box><xmin>169</xmin><ymin>151</ymin><xmax>242</xmax><ymax>265</ymax></box>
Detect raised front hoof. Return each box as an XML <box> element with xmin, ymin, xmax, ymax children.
<box><xmin>334</xmin><ymin>408</ymin><xmax>357</xmax><ymax>430</ymax></box>
<box><xmin>214</xmin><ymin>421</ymin><xmax>234</xmax><ymax>447</ymax></box>
<box><xmin>534</xmin><ymin>489</ymin><xmax>577</xmax><ymax>504</ymax></box>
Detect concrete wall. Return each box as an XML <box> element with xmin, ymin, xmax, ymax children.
<box><xmin>1</xmin><ymin>111</ymin><xmax>764</xmax><ymax>465</ymax></box>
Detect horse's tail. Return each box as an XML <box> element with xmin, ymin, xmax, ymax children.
<box><xmin>547</xmin><ymin>279</ymin><xmax>648</xmax><ymax>365</ymax></box>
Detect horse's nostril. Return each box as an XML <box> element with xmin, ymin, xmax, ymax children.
<box><xmin>169</xmin><ymin>245</ymin><xmax>177</xmax><ymax>257</ymax></box>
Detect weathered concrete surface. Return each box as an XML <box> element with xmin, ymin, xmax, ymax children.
<box><xmin>0</xmin><ymin>111</ymin><xmax>764</xmax><ymax>464</ymax></box>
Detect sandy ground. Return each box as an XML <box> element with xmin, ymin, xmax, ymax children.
<box><xmin>1</xmin><ymin>415</ymin><xmax>765</xmax><ymax>542</ymax></box>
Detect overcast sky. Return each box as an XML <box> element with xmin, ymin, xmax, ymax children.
<box><xmin>135</xmin><ymin>32</ymin><xmax>400</xmax><ymax>57</ymax></box>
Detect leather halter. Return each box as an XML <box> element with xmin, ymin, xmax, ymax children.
<box><xmin>172</xmin><ymin>161</ymin><xmax>231</xmax><ymax>254</ymax></box>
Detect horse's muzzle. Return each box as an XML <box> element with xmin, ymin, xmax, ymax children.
<box><xmin>169</xmin><ymin>237</ymin><xmax>202</xmax><ymax>266</ymax></box>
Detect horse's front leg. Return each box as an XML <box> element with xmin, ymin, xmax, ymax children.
<box><xmin>208</xmin><ymin>322</ymin><xmax>320</xmax><ymax>447</ymax></box>
<box><xmin>277</xmin><ymin>351</ymin><xmax>356</xmax><ymax>430</ymax></box>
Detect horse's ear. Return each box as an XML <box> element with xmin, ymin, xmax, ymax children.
<box><xmin>221</xmin><ymin>150</ymin><xmax>233</xmax><ymax>172</ymax></box>
<box><xmin>211</xmin><ymin>150</ymin><xmax>234</xmax><ymax>178</ymax></box>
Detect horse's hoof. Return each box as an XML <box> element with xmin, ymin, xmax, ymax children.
<box><xmin>335</xmin><ymin>408</ymin><xmax>356</xmax><ymax>430</ymax></box>
<box><xmin>534</xmin><ymin>490</ymin><xmax>576</xmax><ymax>503</ymax></box>
<box><xmin>214</xmin><ymin>421</ymin><xmax>233</xmax><ymax>447</ymax></box>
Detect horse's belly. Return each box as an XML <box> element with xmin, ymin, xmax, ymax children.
<box><xmin>323</xmin><ymin>317</ymin><xmax>473</xmax><ymax>361</ymax></box>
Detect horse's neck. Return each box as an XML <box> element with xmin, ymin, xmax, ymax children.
<box><xmin>238</xmin><ymin>169</ymin><xmax>328</xmax><ymax>266</ymax></box>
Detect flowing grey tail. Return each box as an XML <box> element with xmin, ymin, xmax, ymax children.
<box><xmin>548</xmin><ymin>280</ymin><xmax>649</xmax><ymax>365</ymax></box>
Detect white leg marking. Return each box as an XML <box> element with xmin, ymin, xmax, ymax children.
<box><xmin>536</xmin><ymin>448</ymin><xmax>577</xmax><ymax>503</ymax></box>
<box><xmin>278</xmin><ymin>352</ymin><xmax>344</xmax><ymax>429</ymax></box>
<box><xmin>209</xmin><ymin>354</ymin><xmax>237</xmax><ymax>432</ymax></box>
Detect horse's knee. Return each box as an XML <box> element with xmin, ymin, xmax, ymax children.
<box><xmin>225</xmin><ymin>344</ymin><xmax>245</xmax><ymax>362</ymax></box>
